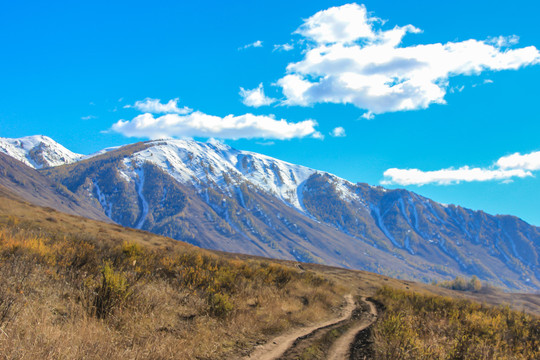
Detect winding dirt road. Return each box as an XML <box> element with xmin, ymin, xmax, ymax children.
<box><xmin>327</xmin><ymin>297</ymin><xmax>377</xmax><ymax>360</ymax></box>
<box><xmin>243</xmin><ymin>294</ymin><xmax>378</xmax><ymax>360</ymax></box>
<box><xmin>243</xmin><ymin>294</ymin><xmax>355</xmax><ymax>360</ymax></box>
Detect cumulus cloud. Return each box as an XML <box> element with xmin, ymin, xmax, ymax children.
<box><xmin>274</xmin><ymin>3</ymin><xmax>540</xmax><ymax>113</ymax></box>
<box><xmin>125</xmin><ymin>98</ymin><xmax>192</xmax><ymax>114</ymax></box>
<box><xmin>330</xmin><ymin>126</ymin><xmax>346</xmax><ymax>137</ymax></box>
<box><xmin>239</xmin><ymin>40</ymin><xmax>263</xmax><ymax>50</ymax></box>
<box><xmin>111</xmin><ymin>110</ymin><xmax>320</xmax><ymax>140</ymax></box>
<box><xmin>382</xmin><ymin>149</ymin><xmax>540</xmax><ymax>186</ymax></box>
<box><xmin>295</xmin><ymin>3</ymin><xmax>378</xmax><ymax>44</ymax></box>
<box><xmin>497</xmin><ymin>150</ymin><xmax>540</xmax><ymax>171</ymax></box>
<box><xmin>239</xmin><ymin>83</ymin><xmax>277</xmax><ymax>107</ymax></box>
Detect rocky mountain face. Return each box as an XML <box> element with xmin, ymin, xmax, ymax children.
<box><xmin>3</xmin><ymin>136</ymin><xmax>539</xmax><ymax>291</ymax></box>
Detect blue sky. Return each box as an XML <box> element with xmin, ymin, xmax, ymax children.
<box><xmin>2</xmin><ymin>1</ymin><xmax>540</xmax><ymax>224</ymax></box>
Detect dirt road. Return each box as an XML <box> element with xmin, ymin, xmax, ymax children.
<box><xmin>243</xmin><ymin>294</ymin><xmax>355</xmax><ymax>360</ymax></box>
<box><xmin>327</xmin><ymin>297</ymin><xmax>377</xmax><ymax>360</ymax></box>
<box><xmin>243</xmin><ymin>294</ymin><xmax>378</xmax><ymax>360</ymax></box>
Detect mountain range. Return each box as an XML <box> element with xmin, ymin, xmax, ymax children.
<box><xmin>1</xmin><ymin>135</ymin><xmax>539</xmax><ymax>291</ymax></box>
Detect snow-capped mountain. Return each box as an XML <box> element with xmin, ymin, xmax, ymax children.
<box><xmin>122</xmin><ymin>139</ymin><xmax>350</xmax><ymax>212</ymax></box>
<box><xmin>0</xmin><ymin>135</ymin><xmax>83</xmax><ymax>169</ymax></box>
<box><xmin>2</xmin><ymin>135</ymin><xmax>539</xmax><ymax>291</ymax></box>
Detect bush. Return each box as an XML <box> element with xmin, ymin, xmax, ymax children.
<box><xmin>90</xmin><ymin>262</ymin><xmax>132</xmax><ymax>319</ymax></box>
<box><xmin>438</xmin><ymin>275</ymin><xmax>483</xmax><ymax>292</ymax></box>
<box><xmin>0</xmin><ymin>288</ymin><xmax>17</xmax><ymax>329</ymax></box>
<box><xmin>208</xmin><ymin>291</ymin><xmax>234</xmax><ymax>318</ymax></box>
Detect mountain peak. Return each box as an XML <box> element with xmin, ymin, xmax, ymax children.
<box><xmin>0</xmin><ymin>135</ymin><xmax>83</xmax><ymax>169</ymax></box>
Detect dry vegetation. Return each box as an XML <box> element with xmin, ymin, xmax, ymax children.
<box><xmin>372</xmin><ymin>286</ymin><xmax>540</xmax><ymax>359</ymax></box>
<box><xmin>0</xmin><ymin>212</ymin><xmax>344</xmax><ymax>359</ymax></box>
<box><xmin>436</xmin><ymin>275</ymin><xmax>484</xmax><ymax>292</ymax></box>
<box><xmin>1</xmin><ymin>194</ymin><xmax>539</xmax><ymax>359</ymax></box>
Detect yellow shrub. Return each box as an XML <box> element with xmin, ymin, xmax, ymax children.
<box><xmin>90</xmin><ymin>262</ymin><xmax>132</xmax><ymax>319</ymax></box>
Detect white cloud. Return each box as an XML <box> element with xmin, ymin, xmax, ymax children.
<box><xmin>295</xmin><ymin>3</ymin><xmax>378</xmax><ymax>44</ymax></box>
<box><xmin>360</xmin><ymin>111</ymin><xmax>374</xmax><ymax>120</ymax></box>
<box><xmin>382</xmin><ymin>166</ymin><xmax>532</xmax><ymax>186</ymax></box>
<box><xmin>111</xmin><ymin>111</ymin><xmax>320</xmax><ymax>140</ymax></box>
<box><xmin>496</xmin><ymin>150</ymin><xmax>540</xmax><ymax>171</ymax></box>
<box><xmin>239</xmin><ymin>83</ymin><xmax>276</xmax><ymax>107</ymax></box>
<box><xmin>239</xmin><ymin>40</ymin><xmax>263</xmax><ymax>50</ymax></box>
<box><xmin>125</xmin><ymin>98</ymin><xmax>192</xmax><ymax>114</ymax></box>
<box><xmin>81</xmin><ymin>115</ymin><xmax>97</xmax><ymax>120</ymax></box>
<box><xmin>273</xmin><ymin>43</ymin><xmax>294</xmax><ymax>52</ymax></box>
<box><xmin>275</xmin><ymin>3</ymin><xmax>540</xmax><ymax>114</ymax></box>
<box><xmin>330</xmin><ymin>126</ymin><xmax>346</xmax><ymax>137</ymax></box>
<box><xmin>382</xmin><ymin>149</ymin><xmax>540</xmax><ymax>186</ymax></box>
<box><xmin>449</xmin><ymin>85</ymin><xmax>465</xmax><ymax>93</ymax></box>
<box><xmin>256</xmin><ymin>141</ymin><xmax>275</xmax><ymax>146</ymax></box>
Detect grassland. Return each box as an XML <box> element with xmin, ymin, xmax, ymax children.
<box><xmin>371</xmin><ymin>286</ymin><xmax>540</xmax><ymax>359</ymax></box>
<box><xmin>0</xmin><ymin>196</ymin><xmax>345</xmax><ymax>359</ymax></box>
<box><xmin>0</xmin><ymin>194</ymin><xmax>539</xmax><ymax>359</ymax></box>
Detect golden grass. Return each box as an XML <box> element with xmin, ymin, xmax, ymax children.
<box><xmin>0</xmin><ymin>214</ymin><xmax>344</xmax><ymax>359</ymax></box>
<box><xmin>372</xmin><ymin>286</ymin><xmax>540</xmax><ymax>360</ymax></box>
<box><xmin>1</xmin><ymin>195</ymin><xmax>539</xmax><ymax>359</ymax></box>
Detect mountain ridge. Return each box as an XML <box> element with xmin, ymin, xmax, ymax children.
<box><xmin>2</xmin><ymin>135</ymin><xmax>539</xmax><ymax>291</ymax></box>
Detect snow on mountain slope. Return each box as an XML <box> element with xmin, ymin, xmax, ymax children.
<box><xmin>0</xmin><ymin>135</ymin><xmax>357</xmax><ymax>213</ymax></box>
<box><xmin>0</xmin><ymin>135</ymin><xmax>83</xmax><ymax>169</ymax></box>
<box><xmin>124</xmin><ymin>139</ymin><xmax>323</xmax><ymax>211</ymax></box>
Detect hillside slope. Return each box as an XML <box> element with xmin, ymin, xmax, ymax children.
<box><xmin>0</xmin><ymin>152</ymin><xmax>109</xmax><ymax>222</ymax></box>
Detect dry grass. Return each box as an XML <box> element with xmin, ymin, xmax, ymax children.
<box><xmin>1</xmin><ymin>195</ymin><xmax>539</xmax><ymax>359</ymax></box>
<box><xmin>0</xmin><ymin>209</ymin><xmax>344</xmax><ymax>359</ymax></box>
<box><xmin>371</xmin><ymin>286</ymin><xmax>540</xmax><ymax>360</ymax></box>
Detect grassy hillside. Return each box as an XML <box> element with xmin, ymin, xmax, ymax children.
<box><xmin>371</xmin><ymin>287</ymin><xmax>540</xmax><ymax>359</ymax></box>
<box><xmin>0</xmin><ymin>152</ymin><xmax>108</xmax><ymax>222</ymax></box>
<box><xmin>0</xmin><ymin>193</ymin><xmax>539</xmax><ymax>359</ymax></box>
<box><xmin>0</xmin><ymin>196</ymin><xmax>344</xmax><ymax>359</ymax></box>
